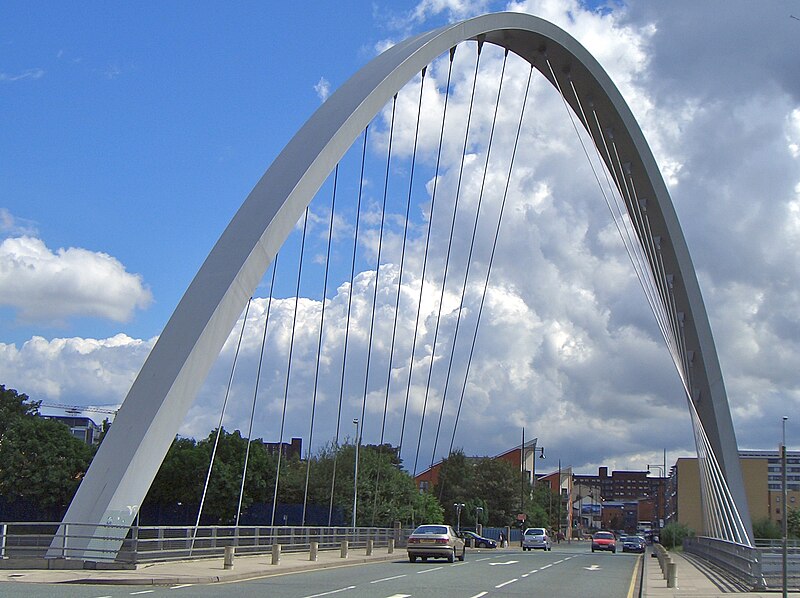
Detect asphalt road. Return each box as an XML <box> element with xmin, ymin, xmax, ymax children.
<box><xmin>1</xmin><ymin>543</ymin><xmax>640</xmax><ymax>598</ymax></box>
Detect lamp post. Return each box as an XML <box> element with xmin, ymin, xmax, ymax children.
<box><xmin>454</xmin><ymin>503</ymin><xmax>465</xmax><ymax>532</ymax></box>
<box><xmin>475</xmin><ymin>506</ymin><xmax>484</xmax><ymax>533</ymax></box>
<box><xmin>647</xmin><ymin>464</ymin><xmax>664</xmax><ymax>534</ymax></box>
<box><xmin>352</xmin><ymin>418</ymin><xmax>360</xmax><ymax>529</ymax></box>
<box><xmin>781</xmin><ymin>416</ymin><xmax>788</xmax><ymax>598</ymax></box>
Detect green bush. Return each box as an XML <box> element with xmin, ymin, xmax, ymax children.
<box><xmin>660</xmin><ymin>522</ymin><xmax>694</xmax><ymax>549</ymax></box>
<box><xmin>752</xmin><ymin>516</ymin><xmax>781</xmax><ymax>539</ymax></box>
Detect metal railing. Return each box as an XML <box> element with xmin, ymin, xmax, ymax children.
<box><xmin>0</xmin><ymin>522</ymin><xmax>408</xmax><ymax>566</ymax></box>
<box><xmin>684</xmin><ymin>535</ymin><xmax>800</xmax><ymax>591</ymax></box>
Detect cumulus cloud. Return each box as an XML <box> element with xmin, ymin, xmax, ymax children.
<box><xmin>315</xmin><ymin>77</ymin><xmax>331</xmax><ymax>102</ymax></box>
<box><xmin>2</xmin><ymin>1</ymin><xmax>799</xmax><ymax>478</ymax></box>
<box><xmin>0</xmin><ymin>236</ymin><xmax>153</xmax><ymax>324</ymax></box>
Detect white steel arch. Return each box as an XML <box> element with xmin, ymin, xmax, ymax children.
<box><xmin>55</xmin><ymin>12</ymin><xmax>752</xmax><ymax>560</ymax></box>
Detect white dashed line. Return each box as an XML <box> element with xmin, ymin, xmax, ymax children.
<box><xmin>130</xmin><ymin>592</ymin><xmax>154</xmax><ymax>596</ymax></box>
<box><xmin>468</xmin><ymin>593</ymin><xmax>488</xmax><ymax>598</ymax></box>
<box><xmin>495</xmin><ymin>578</ymin><xmax>518</xmax><ymax>589</ymax></box>
<box><xmin>370</xmin><ymin>574</ymin><xmax>407</xmax><ymax>584</ymax></box>
<box><xmin>475</xmin><ymin>557</ymin><xmax>492</xmax><ymax>561</ymax></box>
<box><xmin>170</xmin><ymin>585</ymin><xmax>194</xmax><ymax>590</ymax></box>
<box><xmin>416</xmin><ymin>566</ymin><xmax>443</xmax><ymax>574</ymax></box>
<box><xmin>301</xmin><ymin>586</ymin><xmax>356</xmax><ymax>598</ymax></box>
<box><xmin>541</xmin><ymin>563</ymin><xmax>552</xmax><ymax>569</ymax></box>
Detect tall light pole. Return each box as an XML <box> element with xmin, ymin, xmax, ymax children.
<box><xmin>781</xmin><ymin>416</ymin><xmax>788</xmax><ymax>598</ymax></box>
<box><xmin>454</xmin><ymin>503</ymin><xmax>465</xmax><ymax>532</ymax></box>
<box><xmin>352</xmin><ymin>418</ymin><xmax>360</xmax><ymax>529</ymax></box>
<box><xmin>647</xmin><ymin>464</ymin><xmax>664</xmax><ymax>534</ymax></box>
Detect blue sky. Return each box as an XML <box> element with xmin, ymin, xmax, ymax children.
<box><xmin>2</xmin><ymin>1</ymin><xmax>799</xmax><ymax>474</ymax></box>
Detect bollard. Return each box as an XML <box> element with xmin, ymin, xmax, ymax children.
<box><xmin>272</xmin><ymin>543</ymin><xmax>281</xmax><ymax>565</ymax></box>
<box><xmin>366</xmin><ymin>539</ymin><xmax>374</xmax><ymax>556</ymax></box>
<box><xmin>340</xmin><ymin>540</ymin><xmax>349</xmax><ymax>559</ymax></box>
<box><xmin>388</xmin><ymin>538</ymin><xmax>394</xmax><ymax>554</ymax></box>
<box><xmin>223</xmin><ymin>545</ymin><xmax>234</xmax><ymax>570</ymax></box>
<box><xmin>666</xmin><ymin>561</ymin><xmax>677</xmax><ymax>588</ymax></box>
<box><xmin>310</xmin><ymin>541</ymin><xmax>318</xmax><ymax>561</ymax></box>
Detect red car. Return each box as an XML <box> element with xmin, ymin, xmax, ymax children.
<box><xmin>591</xmin><ymin>531</ymin><xmax>616</xmax><ymax>553</ymax></box>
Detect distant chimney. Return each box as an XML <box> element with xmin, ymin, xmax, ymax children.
<box><xmin>599</xmin><ymin>466</ymin><xmax>608</xmax><ymax>478</ymax></box>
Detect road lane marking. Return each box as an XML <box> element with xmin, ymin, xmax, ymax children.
<box><xmin>554</xmin><ymin>559</ymin><xmax>564</xmax><ymax>564</ymax></box>
<box><xmin>521</xmin><ymin>573</ymin><xmax>529</xmax><ymax>578</ymax></box>
<box><xmin>468</xmin><ymin>593</ymin><xmax>488</xmax><ymax>598</ymax></box>
<box><xmin>541</xmin><ymin>563</ymin><xmax>552</xmax><ymax>569</ymax></box>
<box><xmin>584</xmin><ymin>564</ymin><xmax>601</xmax><ymax>571</ymax></box>
<box><xmin>302</xmin><ymin>585</ymin><xmax>356</xmax><ymax>598</ymax></box>
<box><xmin>529</xmin><ymin>569</ymin><xmax>539</xmax><ymax>573</ymax></box>
<box><xmin>475</xmin><ymin>556</ymin><xmax>491</xmax><ymax>561</ymax></box>
<box><xmin>370</xmin><ymin>574</ymin><xmax>407</xmax><ymax>584</ymax></box>
<box><xmin>489</xmin><ymin>560</ymin><xmax>519</xmax><ymax>565</ymax></box>
<box><xmin>384</xmin><ymin>595</ymin><xmax>411</xmax><ymax>598</ymax></box>
<box><xmin>495</xmin><ymin>578</ymin><xmax>518</xmax><ymax>588</ymax></box>
<box><xmin>130</xmin><ymin>592</ymin><xmax>154</xmax><ymax>596</ymax></box>
<box><xmin>416</xmin><ymin>566</ymin><xmax>443</xmax><ymax>574</ymax></box>
<box><xmin>170</xmin><ymin>585</ymin><xmax>194</xmax><ymax>590</ymax></box>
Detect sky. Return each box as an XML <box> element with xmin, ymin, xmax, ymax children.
<box><xmin>2</xmin><ymin>0</ymin><xmax>799</xmax><ymax>479</ymax></box>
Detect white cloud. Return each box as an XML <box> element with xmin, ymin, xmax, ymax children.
<box><xmin>2</xmin><ymin>1</ymin><xmax>799</xmax><ymax>478</ymax></box>
<box><xmin>0</xmin><ymin>236</ymin><xmax>153</xmax><ymax>324</ymax></box>
<box><xmin>315</xmin><ymin>77</ymin><xmax>331</xmax><ymax>102</ymax></box>
<box><xmin>0</xmin><ymin>68</ymin><xmax>44</xmax><ymax>82</ymax></box>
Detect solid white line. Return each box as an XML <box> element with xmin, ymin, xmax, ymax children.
<box><xmin>301</xmin><ymin>585</ymin><xmax>356</xmax><ymax>598</ymax></box>
<box><xmin>495</xmin><ymin>578</ymin><xmax>518</xmax><ymax>589</ymax></box>
<box><xmin>170</xmin><ymin>585</ymin><xmax>194</xmax><ymax>590</ymax></box>
<box><xmin>416</xmin><ymin>566</ymin><xmax>443</xmax><ymax>574</ymax></box>
<box><xmin>467</xmin><ymin>592</ymin><xmax>488</xmax><ymax>598</ymax></box>
<box><xmin>370</xmin><ymin>574</ymin><xmax>407</xmax><ymax>584</ymax></box>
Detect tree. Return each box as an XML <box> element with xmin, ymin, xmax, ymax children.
<box><xmin>0</xmin><ymin>415</ymin><xmax>92</xmax><ymax>512</ymax></box>
<box><xmin>0</xmin><ymin>385</ymin><xmax>40</xmax><ymax>436</ymax></box>
<box><xmin>787</xmin><ymin>507</ymin><xmax>799</xmax><ymax>539</ymax></box>
<box><xmin>660</xmin><ymin>521</ymin><xmax>694</xmax><ymax>549</ymax></box>
<box><xmin>472</xmin><ymin>458</ymin><xmax>522</xmax><ymax>527</ymax></box>
<box><xmin>752</xmin><ymin>516</ymin><xmax>781</xmax><ymax>539</ymax></box>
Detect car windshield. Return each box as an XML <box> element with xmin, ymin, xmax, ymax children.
<box><xmin>413</xmin><ymin>525</ymin><xmax>448</xmax><ymax>535</ymax></box>
<box><xmin>594</xmin><ymin>532</ymin><xmax>614</xmax><ymax>539</ymax></box>
<box><xmin>525</xmin><ymin>528</ymin><xmax>545</xmax><ymax>535</ymax></box>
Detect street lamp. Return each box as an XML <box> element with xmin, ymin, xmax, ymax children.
<box><xmin>352</xmin><ymin>418</ymin><xmax>360</xmax><ymax>529</ymax></box>
<box><xmin>781</xmin><ymin>416</ymin><xmax>788</xmax><ymax>598</ymax></box>
<box><xmin>454</xmin><ymin>503</ymin><xmax>465</xmax><ymax>532</ymax></box>
<box><xmin>647</xmin><ymin>464</ymin><xmax>664</xmax><ymax>534</ymax></box>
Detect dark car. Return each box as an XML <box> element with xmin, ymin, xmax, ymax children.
<box><xmin>591</xmin><ymin>531</ymin><xmax>616</xmax><ymax>553</ymax></box>
<box><xmin>407</xmin><ymin>524</ymin><xmax>466</xmax><ymax>563</ymax></box>
<box><xmin>460</xmin><ymin>530</ymin><xmax>497</xmax><ymax>548</ymax></box>
<box><xmin>621</xmin><ymin>535</ymin><xmax>646</xmax><ymax>553</ymax></box>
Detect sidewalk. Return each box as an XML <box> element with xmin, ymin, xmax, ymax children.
<box><xmin>644</xmin><ymin>549</ymin><xmax>800</xmax><ymax>597</ymax></box>
<box><xmin>1</xmin><ymin>546</ymin><xmax>400</xmax><ymax>586</ymax></box>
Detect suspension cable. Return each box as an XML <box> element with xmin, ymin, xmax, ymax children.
<box><xmin>372</xmin><ymin>71</ymin><xmax>427</xmax><ymax>525</ymax></box>
<box><xmin>398</xmin><ymin>48</ymin><xmax>457</xmax><ymax>459</ymax></box>
<box><xmin>236</xmin><ymin>254</ymin><xmax>279</xmax><ymax>526</ymax></box>
<box><xmin>271</xmin><ymin>206</ymin><xmax>309</xmax><ymax>526</ymax></box>
<box><xmin>413</xmin><ymin>40</ymin><xmax>483</xmax><ymax>477</ymax></box>
<box><xmin>302</xmin><ymin>165</ymin><xmax>339</xmax><ymax>525</ymax></box>
<box><xmin>328</xmin><ymin>126</ymin><xmax>369</xmax><ymax>526</ymax></box>
<box><xmin>359</xmin><ymin>94</ymin><xmax>398</xmax><ymax>440</ymax></box>
<box><xmin>430</xmin><ymin>48</ymin><xmax>508</xmax><ymax>469</ymax></box>
<box><xmin>190</xmin><ymin>296</ymin><xmax>252</xmax><ymax>553</ymax></box>
<box><xmin>448</xmin><ymin>64</ymin><xmax>534</xmax><ymax>455</ymax></box>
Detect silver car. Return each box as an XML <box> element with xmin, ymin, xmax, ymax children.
<box><xmin>522</xmin><ymin>527</ymin><xmax>552</xmax><ymax>551</ymax></box>
<box><xmin>407</xmin><ymin>524</ymin><xmax>466</xmax><ymax>563</ymax></box>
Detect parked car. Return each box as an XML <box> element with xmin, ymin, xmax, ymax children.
<box><xmin>460</xmin><ymin>530</ymin><xmax>497</xmax><ymax>548</ymax></box>
<box><xmin>621</xmin><ymin>535</ymin><xmax>646</xmax><ymax>553</ymax></box>
<box><xmin>407</xmin><ymin>524</ymin><xmax>466</xmax><ymax>563</ymax></box>
<box><xmin>522</xmin><ymin>527</ymin><xmax>552</xmax><ymax>551</ymax></box>
<box><xmin>591</xmin><ymin>531</ymin><xmax>616</xmax><ymax>553</ymax></box>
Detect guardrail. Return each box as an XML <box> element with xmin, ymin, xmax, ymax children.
<box><xmin>0</xmin><ymin>522</ymin><xmax>408</xmax><ymax>567</ymax></box>
<box><xmin>682</xmin><ymin>535</ymin><xmax>800</xmax><ymax>591</ymax></box>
